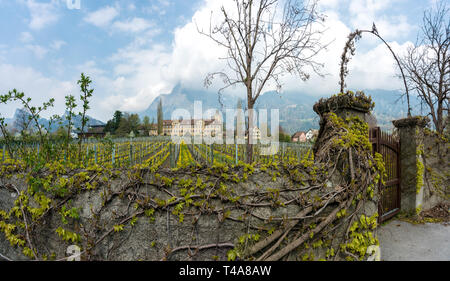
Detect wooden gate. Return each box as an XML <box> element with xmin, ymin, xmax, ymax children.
<box><xmin>369</xmin><ymin>127</ymin><xmax>401</xmax><ymax>223</ymax></box>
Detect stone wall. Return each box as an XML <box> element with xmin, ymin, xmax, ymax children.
<box><xmin>421</xmin><ymin>129</ymin><xmax>450</xmax><ymax>210</ymax></box>
<box><xmin>0</xmin><ymin>162</ymin><xmax>379</xmax><ymax>261</ymax></box>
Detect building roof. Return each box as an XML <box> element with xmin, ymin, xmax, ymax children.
<box><xmin>204</xmin><ymin>119</ymin><xmax>216</xmax><ymax>126</ymax></box>
<box><xmin>292</xmin><ymin>131</ymin><xmax>306</xmax><ymax>138</ymax></box>
<box><xmin>88</xmin><ymin>126</ymin><xmax>105</xmax><ymax>134</ymax></box>
<box><xmin>161</xmin><ymin>118</ymin><xmax>220</xmax><ymax>126</ymax></box>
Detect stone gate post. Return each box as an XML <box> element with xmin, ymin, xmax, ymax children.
<box><xmin>313</xmin><ymin>91</ymin><xmax>376</xmax><ymax>155</ymax></box>
<box><xmin>392</xmin><ymin>116</ymin><xmax>429</xmax><ymax>214</ymax></box>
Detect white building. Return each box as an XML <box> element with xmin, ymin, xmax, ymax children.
<box><xmin>306</xmin><ymin>129</ymin><xmax>319</xmax><ymax>141</ymax></box>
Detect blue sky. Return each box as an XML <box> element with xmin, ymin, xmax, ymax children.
<box><xmin>0</xmin><ymin>0</ymin><xmax>438</xmax><ymax>122</ymax></box>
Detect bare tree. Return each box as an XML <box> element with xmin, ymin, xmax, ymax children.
<box><xmin>400</xmin><ymin>1</ymin><xmax>449</xmax><ymax>134</ymax></box>
<box><xmin>198</xmin><ymin>0</ymin><xmax>326</xmax><ymax>162</ymax></box>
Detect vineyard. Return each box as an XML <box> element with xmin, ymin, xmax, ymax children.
<box><xmin>0</xmin><ymin>137</ymin><xmax>313</xmax><ymax>169</ymax></box>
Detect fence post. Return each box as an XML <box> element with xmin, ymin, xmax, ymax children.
<box><xmin>235</xmin><ymin>142</ymin><xmax>238</xmax><ymax>165</ymax></box>
<box><xmin>117</xmin><ymin>144</ymin><xmax>120</xmax><ymax>167</ymax></box>
<box><xmin>173</xmin><ymin>143</ymin><xmax>176</xmax><ymax>167</ymax></box>
<box><xmin>130</xmin><ymin>143</ymin><xmax>133</xmax><ymax>166</ymax></box>
<box><xmin>170</xmin><ymin>143</ymin><xmax>173</xmax><ymax>168</ymax></box>
<box><xmin>94</xmin><ymin>144</ymin><xmax>97</xmax><ymax>165</ymax></box>
<box><xmin>86</xmin><ymin>145</ymin><xmax>89</xmax><ymax>165</ymax></box>
<box><xmin>112</xmin><ymin>145</ymin><xmax>115</xmax><ymax>167</ymax></box>
<box><xmin>177</xmin><ymin>144</ymin><xmax>183</xmax><ymax>163</ymax></box>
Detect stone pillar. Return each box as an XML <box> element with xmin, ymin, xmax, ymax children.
<box><xmin>313</xmin><ymin>92</ymin><xmax>374</xmax><ymax>122</ymax></box>
<box><xmin>312</xmin><ymin>91</ymin><xmax>379</xmax><ymax>221</ymax></box>
<box><xmin>313</xmin><ymin>91</ymin><xmax>376</xmax><ymax>155</ymax></box>
<box><xmin>392</xmin><ymin>116</ymin><xmax>429</xmax><ymax>214</ymax></box>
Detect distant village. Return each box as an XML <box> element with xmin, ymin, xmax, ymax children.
<box><xmin>3</xmin><ymin>106</ymin><xmax>318</xmax><ymax>143</ymax></box>
<box><xmin>78</xmin><ymin>110</ymin><xmax>319</xmax><ymax>144</ymax></box>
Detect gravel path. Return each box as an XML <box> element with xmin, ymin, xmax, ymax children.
<box><xmin>377</xmin><ymin>219</ymin><xmax>450</xmax><ymax>261</ymax></box>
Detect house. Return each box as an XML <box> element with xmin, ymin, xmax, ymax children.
<box><xmin>162</xmin><ymin>120</ymin><xmax>174</xmax><ymax>136</ymax></box>
<box><xmin>151</xmin><ymin>111</ymin><xmax>264</xmax><ymax>141</ymax></box>
<box><xmin>202</xmin><ymin>111</ymin><xmax>222</xmax><ymax>138</ymax></box>
<box><xmin>149</xmin><ymin>124</ymin><xmax>158</xmax><ymax>136</ymax></box>
<box><xmin>306</xmin><ymin>129</ymin><xmax>319</xmax><ymax>141</ymax></box>
<box><xmin>292</xmin><ymin>131</ymin><xmax>307</xmax><ymax>143</ymax></box>
<box><xmin>245</xmin><ymin>126</ymin><xmax>261</xmax><ymax>141</ymax></box>
<box><xmin>77</xmin><ymin>125</ymin><xmax>106</xmax><ymax>139</ymax></box>
<box><xmin>137</xmin><ymin>124</ymin><xmax>155</xmax><ymax>136</ymax></box>
<box><xmin>158</xmin><ymin>111</ymin><xmax>224</xmax><ymax>137</ymax></box>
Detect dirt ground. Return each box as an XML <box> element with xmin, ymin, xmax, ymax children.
<box><xmin>420</xmin><ymin>203</ymin><xmax>450</xmax><ymax>223</ymax></box>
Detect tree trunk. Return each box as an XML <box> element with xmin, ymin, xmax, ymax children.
<box><xmin>247</xmin><ymin>100</ymin><xmax>254</xmax><ymax>163</ymax></box>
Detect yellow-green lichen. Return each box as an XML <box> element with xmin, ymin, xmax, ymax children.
<box><xmin>416</xmin><ymin>147</ymin><xmax>424</xmax><ymax>195</ymax></box>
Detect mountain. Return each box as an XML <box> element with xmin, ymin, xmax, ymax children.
<box><xmin>139</xmin><ymin>84</ymin><xmax>235</xmax><ymax>121</ymax></box>
<box><xmin>138</xmin><ymin>85</ymin><xmax>420</xmax><ymax>134</ymax></box>
<box><xmin>3</xmin><ymin>108</ymin><xmax>104</xmax><ymax>133</ymax></box>
<box><xmin>58</xmin><ymin>111</ymin><xmax>105</xmax><ymax>132</ymax></box>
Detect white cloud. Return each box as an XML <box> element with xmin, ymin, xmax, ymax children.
<box><xmin>145</xmin><ymin>0</ymin><xmax>172</xmax><ymax>16</ymax></box>
<box><xmin>127</xmin><ymin>3</ymin><xmax>136</xmax><ymax>11</ymax></box>
<box><xmin>76</xmin><ymin>60</ymin><xmax>106</xmax><ymax>77</ymax></box>
<box><xmin>101</xmin><ymin>43</ymin><xmax>173</xmax><ymax>113</ymax></box>
<box><xmin>25</xmin><ymin>0</ymin><xmax>60</xmax><ymax>30</ymax></box>
<box><xmin>282</xmin><ymin>8</ymin><xmax>413</xmax><ymax>95</ymax></box>
<box><xmin>84</xmin><ymin>6</ymin><xmax>119</xmax><ymax>28</ymax></box>
<box><xmin>346</xmin><ymin>40</ymin><xmax>413</xmax><ymax>91</ymax></box>
<box><xmin>0</xmin><ymin>63</ymin><xmax>75</xmax><ymax>119</ymax></box>
<box><xmin>91</xmin><ymin>0</ymin><xmax>345</xmax><ymax>115</ymax></box>
<box><xmin>0</xmin><ymin>44</ymin><xmax>7</xmax><ymax>62</ymax></box>
<box><xmin>348</xmin><ymin>0</ymin><xmax>414</xmax><ymax>40</ymax></box>
<box><xmin>50</xmin><ymin>40</ymin><xmax>66</xmax><ymax>50</ymax></box>
<box><xmin>86</xmin><ymin>0</ymin><xmax>229</xmax><ymax>115</ymax></box>
<box><xmin>112</xmin><ymin>17</ymin><xmax>154</xmax><ymax>33</ymax></box>
<box><xmin>373</xmin><ymin>15</ymin><xmax>413</xmax><ymax>39</ymax></box>
<box><xmin>77</xmin><ymin>0</ymin><xmax>419</xmax><ymax>120</ymax></box>
<box><xmin>19</xmin><ymin>31</ymin><xmax>33</xmax><ymax>43</ymax></box>
<box><xmin>26</xmin><ymin>44</ymin><xmax>48</xmax><ymax>59</ymax></box>
<box><xmin>281</xmin><ymin>10</ymin><xmax>351</xmax><ymax>95</ymax></box>
<box><xmin>318</xmin><ymin>0</ymin><xmax>341</xmax><ymax>9</ymax></box>
<box><xmin>4</xmin><ymin>0</ymin><xmax>418</xmax><ymax>121</ymax></box>
<box><xmin>162</xmin><ymin>7</ymin><xmax>228</xmax><ymax>89</ymax></box>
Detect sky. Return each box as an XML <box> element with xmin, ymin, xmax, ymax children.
<box><xmin>0</xmin><ymin>0</ymin><xmax>439</xmax><ymax>122</ymax></box>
